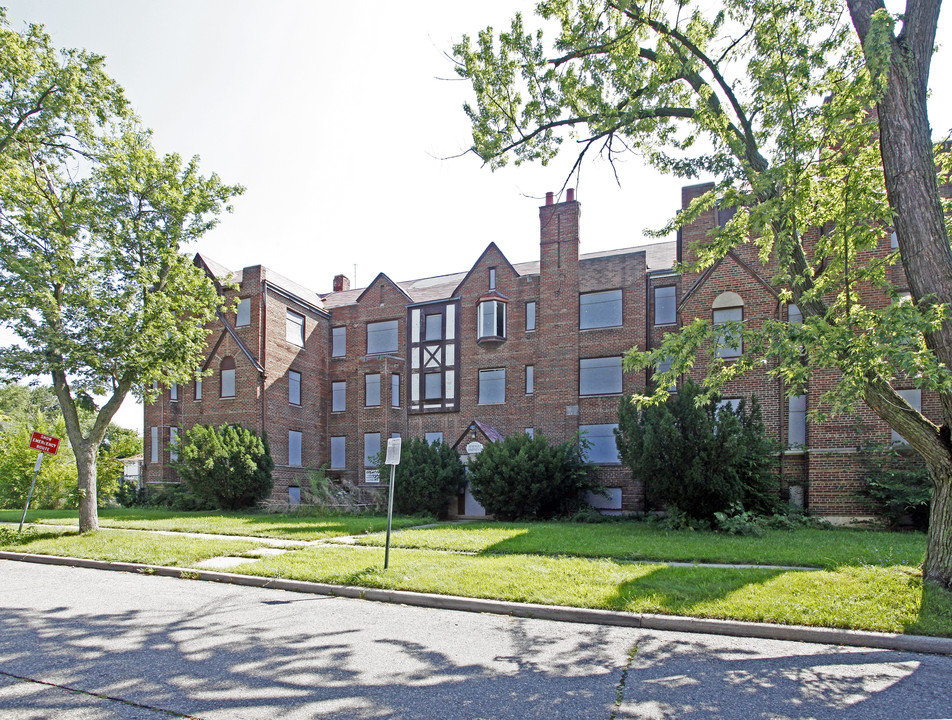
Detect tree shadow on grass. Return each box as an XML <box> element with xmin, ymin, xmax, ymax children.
<box><xmin>605</xmin><ymin>564</ymin><xmax>785</xmax><ymax>614</ymax></box>
<box><xmin>904</xmin><ymin>581</ymin><xmax>952</xmax><ymax>637</ymax></box>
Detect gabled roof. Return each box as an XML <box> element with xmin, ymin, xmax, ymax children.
<box><xmin>452</xmin><ymin>242</ymin><xmax>521</xmax><ymax>297</ymax></box>
<box><xmin>354</xmin><ymin>272</ymin><xmax>413</xmax><ymax>305</ymax></box>
<box><xmin>194</xmin><ymin>253</ymin><xmax>325</xmax><ymax>313</ymax></box>
<box><xmin>679</xmin><ymin>249</ymin><xmax>779</xmax><ymax>309</ymax></box>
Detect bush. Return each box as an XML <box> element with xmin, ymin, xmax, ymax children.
<box><xmin>467</xmin><ymin>432</ymin><xmax>601</xmax><ymax>520</ymax></box>
<box><xmin>173</xmin><ymin>424</ymin><xmax>274</xmax><ymax>510</ymax></box>
<box><xmin>141</xmin><ymin>483</ymin><xmax>217</xmax><ymax>511</ymax></box>
<box><xmin>383</xmin><ymin>437</ymin><xmax>466</xmax><ymax>517</ymax></box>
<box><xmin>615</xmin><ymin>380</ymin><xmax>780</xmax><ymax>522</ymax></box>
<box><xmin>859</xmin><ymin>444</ymin><xmax>931</xmax><ymax>530</ymax></box>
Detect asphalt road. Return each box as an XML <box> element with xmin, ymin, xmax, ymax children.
<box><xmin>1</xmin><ymin>560</ymin><xmax>950</xmax><ymax>720</ymax></box>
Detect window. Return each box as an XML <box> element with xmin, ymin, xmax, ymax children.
<box><xmin>236</xmin><ymin>298</ymin><xmax>251</xmax><ymax>327</ymax></box>
<box><xmin>195</xmin><ymin>379</ymin><xmax>202</xmax><ymax>401</ymax></box>
<box><xmin>525</xmin><ymin>365</ymin><xmax>534</xmax><ymax>394</ymax></box>
<box><xmin>332</xmin><ymin>326</ymin><xmax>346</xmax><ymax>357</ymax></box>
<box><xmin>580</xmin><ymin>357</ymin><xmax>623</xmax><ymax>396</ymax></box>
<box><xmin>365</xmin><ymin>374</ymin><xmax>381</xmax><ymax>406</ymax></box>
<box><xmin>289</xmin><ymin>370</ymin><xmax>301</xmax><ymax>405</ymax></box>
<box><xmin>477</xmin><ymin>300</ymin><xmax>506</xmax><ymax>339</ymax></box>
<box><xmin>526</xmin><ymin>301</ymin><xmax>536</xmax><ymax>331</ymax></box>
<box><xmin>392</xmin><ymin>374</ymin><xmax>400</xmax><ymax>407</ymax></box>
<box><xmin>289</xmin><ymin>487</ymin><xmax>301</xmax><ymax>507</ymax></box>
<box><xmin>330</xmin><ymin>436</ymin><xmax>346</xmax><ymax>468</ymax></box>
<box><xmin>332</xmin><ymin>381</ymin><xmax>346</xmax><ymax>411</ymax></box>
<box><xmin>169</xmin><ymin>428</ymin><xmax>179</xmax><ymax>462</ymax></box>
<box><xmin>424</xmin><ymin>432</ymin><xmax>443</xmax><ymax>445</ymax></box>
<box><xmin>580</xmin><ymin>424</ymin><xmax>620</xmax><ymax>463</ymax></box>
<box><xmin>170</xmin><ymin>382</ymin><xmax>178</xmax><ymax>401</ymax></box>
<box><xmin>892</xmin><ymin>389</ymin><xmax>922</xmax><ymax>445</ymax></box>
<box><xmin>891</xmin><ymin>230</ymin><xmax>899</xmax><ymax>250</ymax></box>
<box><xmin>220</xmin><ymin>357</ymin><xmax>236</xmax><ymax>398</ymax></box>
<box><xmin>150</xmin><ymin>426</ymin><xmax>158</xmax><ymax>464</ymax></box>
<box><xmin>425</xmin><ymin>313</ymin><xmax>442</xmax><ymax>341</ymax></box>
<box><xmin>655</xmin><ymin>357</ymin><xmax>676</xmax><ymax>392</ymax></box>
<box><xmin>424</xmin><ymin>372</ymin><xmax>442</xmax><ymax>400</ymax></box>
<box><xmin>788</xmin><ymin>395</ymin><xmax>807</xmax><ymax>447</ymax></box>
<box><xmin>580</xmin><ymin>290</ymin><xmax>622</xmax><ymax>329</ymax></box>
<box><xmin>717</xmin><ymin>398</ymin><xmax>742</xmax><ymax>413</ymax></box>
<box><xmin>367</xmin><ymin>320</ymin><xmax>398</xmax><ymax>354</ymax></box>
<box><xmin>713</xmin><ymin>306</ymin><xmax>743</xmax><ymax>358</ymax></box>
<box><xmin>479</xmin><ymin>368</ymin><xmax>506</xmax><ymax>404</ymax></box>
<box><xmin>286</xmin><ymin>309</ymin><xmax>305</xmax><ymax>346</ymax></box>
<box><xmin>288</xmin><ymin>430</ymin><xmax>302</xmax><ymax>467</ymax></box>
<box><xmin>364</xmin><ymin>432</ymin><xmax>381</xmax><ymax>483</ymax></box>
<box><xmin>788</xmin><ymin>304</ymin><xmax>803</xmax><ymax>325</ymax></box>
<box><xmin>489</xmin><ymin>267</ymin><xmax>496</xmax><ymax>289</ymax></box>
<box><xmin>525</xmin><ymin>428</ymin><xmax>534</xmax><ymax>438</ymax></box>
<box><xmin>654</xmin><ymin>286</ymin><xmax>676</xmax><ymax>325</ymax></box>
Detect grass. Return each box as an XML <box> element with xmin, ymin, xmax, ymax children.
<box><xmin>0</xmin><ymin>508</ymin><xmax>431</xmax><ymax>541</ymax></box>
<box><xmin>0</xmin><ymin>525</ymin><xmax>263</xmax><ymax>566</ymax></box>
<box><xmin>347</xmin><ymin>521</ymin><xmax>926</xmax><ymax>569</ymax></box>
<box><xmin>1</xmin><ymin>512</ymin><xmax>949</xmax><ymax>637</ymax></box>
<box><xmin>238</xmin><ymin>544</ymin><xmax>952</xmax><ymax>636</ymax></box>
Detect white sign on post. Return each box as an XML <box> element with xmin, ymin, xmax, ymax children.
<box><xmin>385</xmin><ymin>437</ymin><xmax>402</xmax><ymax>465</ymax></box>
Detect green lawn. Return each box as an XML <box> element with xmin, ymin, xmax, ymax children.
<box><xmin>2</xmin><ymin>513</ymin><xmax>949</xmax><ymax>637</ymax></box>
<box><xmin>0</xmin><ymin>508</ymin><xmax>431</xmax><ymax>540</ymax></box>
<box><xmin>348</xmin><ymin>521</ymin><xmax>925</xmax><ymax>570</ymax></box>
<box><xmin>0</xmin><ymin>525</ymin><xmax>263</xmax><ymax>566</ymax></box>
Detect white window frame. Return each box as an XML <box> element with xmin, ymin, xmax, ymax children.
<box><xmin>365</xmin><ymin>373</ymin><xmax>381</xmax><ymax>407</ymax></box>
<box><xmin>580</xmin><ymin>290</ymin><xmax>622</xmax><ymax>330</ymax></box>
<box><xmin>288</xmin><ymin>430</ymin><xmax>302</xmax><ymax>467</ymax></box>
<box><xmin>332</xmin><ymin>326</ymin><xmax>346</xmax><ymax>357</ymax></box>
<box><xmin>367</xmin><ymin>320</ymin><xmax>398</xmax><ymax>354</ymax></box>
<box><xmin>478</xmin><ymin>368</ymin><xmax>506</xmax><ymax>404</ymax></box>
<box><xmin>330</xmin><ymin>436</ymin><xmax>346</xmax><ymax>468</ymax></box>
<box><xmin>477</xmin><ymin>300</ymin><xmax>506</xmax><ymax>339</ymax></box>
<box><xmin>713</xmin><ymin>306</ymin><xmax>743</xmax><ymax>358</ymax></box>
<box><xmin>289</xmin><ymin>370</ymin><xmax>301</xmax><ymax>405</ymax></box>
<box><xmin>654</xmin><ymin>286</ymin><xmax>677</xmax><ymax>325</ymax></box>
<box><xmin>236</xmin><ymin>298</ymin><xmax>251</xmax><ymax>327</ymax></box>
<box><xmin>221</xmin><ymin>368</ymin><xmax>235</xmax><ymax>398</ymax></box>
<box><xmin>580</xmin><ymin>424</ymin><xmax>620</xmax><ymax>464</ymax></box>
<box><xmin>332</xmin><ymin>381</ymin><xmax>346</xmax><ymax>412</ymax></box>
<box><xmin>286</xmin><ymin>309</ymin><xmax>305</xmax><ymax>347</ymax></box>
<box><xmin>579</xmin><ymin>357</ymin><xmax>623</xmax><ymax>396</ymax></box>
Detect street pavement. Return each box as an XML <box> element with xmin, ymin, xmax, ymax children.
<box><xmin>1</xmin><ymin>559</ymin><xmax>950</xmax><ymax>719</ymax></box>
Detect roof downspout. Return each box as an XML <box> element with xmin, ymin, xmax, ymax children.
<box><xmin>260</xmin><ymin>280</ymin><xmax>268</xmax><ymax>436</ymax></box>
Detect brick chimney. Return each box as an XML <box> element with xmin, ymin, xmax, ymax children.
<box><xmin>333</xmin><ymin>274</ymin><xmax>350</xmax><ymax>292</ymax></box>
<box><xmin>537</xmin><ymin>189</ymin><xmax>581</xmax><ymax>441</ymax></box>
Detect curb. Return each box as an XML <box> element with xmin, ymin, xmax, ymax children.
<box><xmin>2</xmin><ymin>550</ymin><xmax>950</xmax><ymax>657</ymax></box>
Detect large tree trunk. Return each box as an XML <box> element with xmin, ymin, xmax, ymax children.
<box><xmin>75</xmin><ymin>442</ymin><xmax>99</xmax><ymax>533</ymax></box>
<box><xmin>849</xmin><ymin>0</ymin><xmax>952</xmax><ymax>589</ymax></box>
<box><xmin>926</xmin><ymin>462</ymin><xmax>952</xmax><ymax>587</ymax></box>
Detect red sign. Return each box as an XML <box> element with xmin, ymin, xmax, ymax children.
<box><xmin>29</xmin><ymin>432</ymin><xmax>60</xmax><ymax>455</ymax></box>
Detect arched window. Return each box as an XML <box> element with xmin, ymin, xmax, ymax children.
<box><xmin>220</xmin><ymin>356</ymin><xmax>236</xmax><ymax>397</ymax></box>
<box><xmin>712</xmin><ymin>292</ymin><xmax>744</xmax><ymax>358</ymax></box>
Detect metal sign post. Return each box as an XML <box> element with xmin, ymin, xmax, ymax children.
<box><xmin>383</xmin><ymin>437</ymin><xmax>402</xmax><ymax>569</ymax></box>
<box><xmin>20</xmin><ymin>432</ymin><xmax>60</xmax><ymax>532</ymax></box>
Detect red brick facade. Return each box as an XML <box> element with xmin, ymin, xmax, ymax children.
<box><xmin>143</xmin><ymin>185</ymin><xmax>931</xmax><ymax>519</ymax></box>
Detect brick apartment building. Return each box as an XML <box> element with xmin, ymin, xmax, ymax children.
<box><xmin>143</xmin><ymin>183</ymin><xmax>933</xmax><ymax>520</ymax></box>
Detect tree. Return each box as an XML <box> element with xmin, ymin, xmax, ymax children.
<box><xmin>616</xmin><ymin>381</ymin><xmax>779</xmax><ymax>521</ymax></box>
<box><xmin>0</xmin><ymin>13</ymin><xmax>242</xmax><ymax>532</ymax></box>
<box><xmin>455</xmin><ymin>0</ymin><xmax>952</xmax><ymax>588</ymax></box>
<box><xmin>386</xmin><ymin>437</ymin><xmax>466</xmax><ymax>517</ymax></box>
<box><xmin>467</xmin><ymin>432</ymin><xmax>599</xmax><ymax>520</ymax></box>
<box><xmin>173</xmin><ymin>424</ymin><xmax>274</xmax><ymax>510</ymax></box>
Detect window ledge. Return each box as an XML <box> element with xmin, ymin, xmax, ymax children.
<box><xmin>476</xmin><ymin>335</ymin><xmax>507</xmax><ymax>347</ymax></box>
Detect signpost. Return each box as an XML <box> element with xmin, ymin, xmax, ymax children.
<box><xmin>383</xmin><ymin>437</ymin><xmax>402</xmax><ymax>569</ymax></box>
<box><xmin>20</xmin><ymin>432</ymin><xmax>60</xmax><ymax>532</ymax></box>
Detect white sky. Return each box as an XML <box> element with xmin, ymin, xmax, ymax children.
<box><xmin>3</xmin><ymin>1</ymin><xmax>951</xmax><ymax>432</ymax></box>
